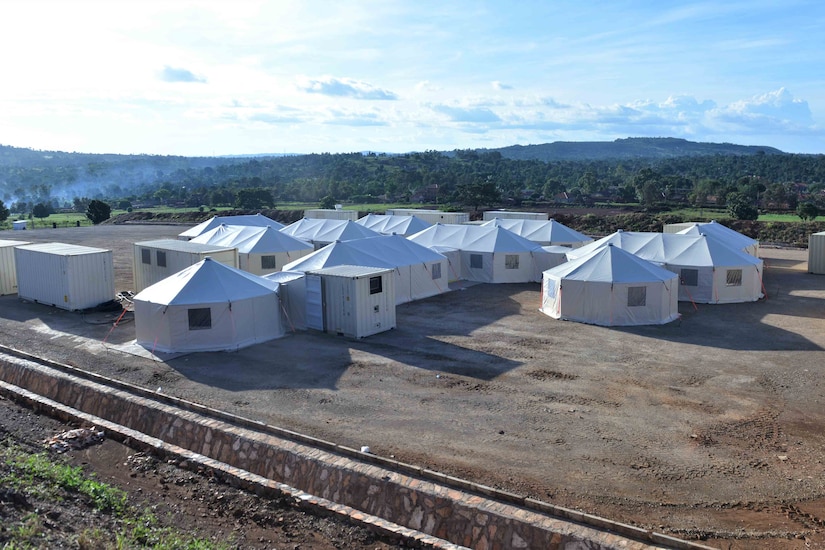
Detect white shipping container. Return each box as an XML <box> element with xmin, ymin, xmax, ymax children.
<box><xmin>0</xmin><ymin>240</ymin><xmax>30</xmax><ymax>295</ymax></box>
<box><xmin>386</xmin><ymin>209</ymin><xmax>470</xmax><ymax>224</ymax></box>
<box><xmin>306</xmin><ymin>265</ymin><xmax>396</xmax><ymax>338</ymax></box>
<box><xmin>133</xmin><ymin>239</ymin><xmax>239</xmax><ymax>292</ymax></box>
<box><xmin>482</xmin><ymin>211</ymin><xmax>548</xmax><ymax>221</ymax></box>
<box><xmin>808</xmin><ymin>232</ymin><xmax>825</xmax><ymax>274</ymax></box>
<box><xmin>14</xmin><ymin>243</ymin><xmax>115</xmax><ymax>310</ymax></box>
<box><xmin>303</xmin><ymin>208</ymin><xmax>359</xmax><ymax>221</ymax></box>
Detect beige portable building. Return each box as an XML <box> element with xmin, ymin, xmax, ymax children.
<box><xmin>482</xmin><ymin>211</ymin><xmax>548</xmax><ymax>221</ymax></box>
<box><xmin>305</xmin><ymin>265</ymin><xmax>396</xmax><ymax>338</ymax></box>
<box><xmin>133</xmin><ymin>239</ymin><xmax>238</xmax><ymax>293</ymax></box>
<box><xmin>14</xmin><ymin>242</ymin><xmax>115</xmax><ymax>311</ymax></box>
<box><xmin>0</xmin><ymin>240</ymin><xmax>30</xmax><ymax>295</ymax></box>
<box><xmin>809</xmin><ymin>231</ymin><xmax>825</xmax><ymax>274</ymax></box>
<box><xmin>386</xmin><ymin>209</ymin><xmax>470</xmax><ymax>224</ymax></box>
<box><xmin>303</xmin><ymin>208</ymin><xmax>359</xmax><ymax>221</ymax></box>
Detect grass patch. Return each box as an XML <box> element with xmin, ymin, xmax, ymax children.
<box><xmin>0</xmin><ymin>445</ymin><xmax>231</xmax><ymax>549</ymax></box>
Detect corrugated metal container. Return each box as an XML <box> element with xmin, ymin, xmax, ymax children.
<box><xmin>305</xmin><ymin>265</ymin><xmax>396</xmax><ymax>338</ymax></box>
<box><xmin>386</xmin><ymin>209</ymin><xmax>470</xmax><ymax>224</ymax></box>
<box><xmin>808</xmin><ymin>231</ymin><xmax>825</xmax><ymax>274</ymax></box>
<box><xmin>0</xmin><ymin>240</ymin><xmax>30</xmax><ymax>295</ymax></box>
<box><xmin>133</xmin><ymin>239</ymin><xmax>239</xmax><ymax>292</ymax></box>
<box><xmin>14</xmin><ymin>242</ymin><xmax>115</xmax><ymax>310</ymax></box>
<box><xmin>303</xmin><ymin>208</ymin><xmax>359</xmax><ymax>221</ymax></box>
<box><xmin>663</xmin><ymin>222</ymin><xmax>697</xmax><ymax>234</ymax></box>
<box><xmin>482</xmin><ymin>211</ymin><xmax>548</xmax><ymax>221</ymax></box>
<box><xmin>12</xmin><ymin>220</ymin><xmax>27</xmax><ymax>230</ymax></box>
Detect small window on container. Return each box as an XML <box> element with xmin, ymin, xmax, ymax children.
<box><xmin>726</xmin><ymin>269</ymin><xmax>743</xmax><ymax>286</ymax></box>
<box><xmin>431</xmin><ymin>262</ymin><xmax>442</xmax><ymax>280</ymax></box>
<box><xmin>156</xmin><ymin>250</ymin><xmax>167</xmax><ymax>268</ymax></box>
<box><xmin>261</xmin><ymin>255</ymin><xmax>278</xmax><ymax>270</ymax></box>
<box><xmin>188</xmin><ymin>308</ymin><xmax>212</xmax><ymax>330</ymax></box>
<box><xmin>505</xmin><ymin>254</ymin><xmax>520</xmax><ymax>269</ymax></box>
<box><xmin>627</xmin><ymin>286</ymin><xmax>647</xmax><ymax>307</ymax></box>
<box><xmin>141</xmin><ymin>248</ymin><xmax>151</xmax><ymax>265</ymax></box>
<box><xmin>369</xmin><ymin>275</ymin><xmax>383</xmax><ymax>295</ymax></box>
<box><xmin>680</xmin><ymin>268</ymin><xmax>698</xmax><ymax>286</ymax></box>
<box><xmin>470</xmin><ymin>254</ymin><xmax>483</xmax><ymax>269</ymax></box>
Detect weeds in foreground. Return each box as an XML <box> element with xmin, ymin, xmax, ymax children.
<box><xmin>1</xmin><ymin>445</ymin><xmax>231</xmax><ymax>550</ymax></box>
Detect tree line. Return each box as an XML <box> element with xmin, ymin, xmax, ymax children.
<box><xmin>2</xmin><ymin>148</ymin><xmax>825</xmax><ymax>223</ymax></box>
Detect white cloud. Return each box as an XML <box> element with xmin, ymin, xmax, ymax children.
<box><xmin>159</xmin><ymin>66</ymin><xmax>207</xmax><ymax>83</ymax></box>
<box><xmin>296</xmin><ymin>76</ymin><xmax>398</xmax><ymax>100</ymax></box>
<box><xmin>491</xmin><ymin>81</ymin><xmax>513</xmax><ymax>91</ymax></box>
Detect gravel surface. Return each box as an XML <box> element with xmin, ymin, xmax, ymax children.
<box><xmin>2</xmin><ymin>223</ymin><xmax>825</xmax><ymax>549</ymax></box>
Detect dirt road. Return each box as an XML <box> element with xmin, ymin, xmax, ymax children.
<box><xmin>2</xmin><ymin>223</ymin><xmax>825</xmax><ymax>549</ymax></box>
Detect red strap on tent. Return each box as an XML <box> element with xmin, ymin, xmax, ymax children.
<box><xmin>679</xmin><ymin>277</ymin><xmax>699</xmax><ymax>312</ymax></box>
<box><xmin>102</xmin><ymin>308</ymin><xmax>129</xmax><ymax>346</ymax></box>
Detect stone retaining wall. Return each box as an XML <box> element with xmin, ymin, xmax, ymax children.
<box><xmin>0</xmin><ymin>350</ymin><xmax>709</xmax><ymax>550</ymax></box>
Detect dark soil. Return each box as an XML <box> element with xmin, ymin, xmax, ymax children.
<box><xmin>0</xmin><ymin>394</ymin><xmax>403</xmax><ymax>549</ymax></box>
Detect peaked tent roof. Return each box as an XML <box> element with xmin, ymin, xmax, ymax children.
<box><xmin>407</xmin><ymin>223</ymin><xmax>544</xmax><ymax>252</ymax></box>
<box><xmin>481</xmin><ymin>218</ymin><xmax>592</xmax><ymax>244</ymax></box>
<box><xmin>547</xmin><ymin>244</ymin><xmax>678</xmax><ymax>283</ymax></box>
<box><xmin>134</xmin><ymin>257</ymin><xmax>278</xmax><ymax>305</ymax></box>
<box><xmin>567</xmin><ymin>230</ymin><xmax>761</xmax><ymax>268</ymax></box>
<box><xmin>566</xmin><ymin>231</ymin><xmax>697</xmax><ymax>262</ymax></box>
<box><xmin>356</xmin><ymin>213</ymin><xmax>432</xmax><ymax>236</ymax></box>
<box><xmin>179</xmin><ymin>213</ymin><xmax>284</xmax><ymax>239</ymax></box>
<box><xmin>280</xmin><ymin>218</ymin><xmax>381</xmax><ymax>243</ymax></box>
<box><xmin>191</xmin><ymin>224</ymin><xmax>312</xmax><ymax>253</ymax></box>
<box><xmin>675</xmin><ymin>220</ymin><xmax>758</xmax><ymax>250</ymax></box>
<box><xmin>282</xmin><ymin>234</ymin><xmax>446</xmax><ymax>272</ymax></box>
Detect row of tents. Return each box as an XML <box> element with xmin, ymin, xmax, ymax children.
<box><xmin>127</xmin><ymin>213</ymin><xmax>765</xmax><ymax>353</ymax></box>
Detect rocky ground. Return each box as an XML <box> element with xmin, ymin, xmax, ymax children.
<box><xmin>3</xmin><ymin>222</ymin><xmax>825</xmax><ymax>549</ymax></box>
<box><xmin>0</xmin><ymin>393</ymin><xmax>404</xmax><ymax>549</ymax></box>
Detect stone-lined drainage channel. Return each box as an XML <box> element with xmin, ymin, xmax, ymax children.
<box><xmin>0</xmin><ymin>346</ymin><xmax>714</xmax><ymax>550</ymax></box>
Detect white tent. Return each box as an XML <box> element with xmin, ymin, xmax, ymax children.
<box><xmin>356</xmin><ymin>213</ymin><xmax>432</xmax><ymax>236</ymax></box>
<box><xmin>191</xmin><ymin>224</ymin><xmax>313</xmax><ymax>275</ymax></box>
<box><xmin>280</xmin><ymin>218</ymin><xmax>381</xmax><ymax>249</ymax></box>
<box><xmin>481</xmin><ymin>218</ymin><xmax>593</xmax><ymax>247</ymax></box>
<box><xmin>407</xmin><ymin>224</ymin><xmax>556</xmax><ymax>283</ymax></box>
<box><xmin>567</xmin><ymin>231</ymin><xmax>764</xmax><ymax>304</ymax></box>
<box><xmin>282</xmin><ymin>235</ymin><xmax>449</xmax><ymax>304</ymax></box>
<box><xmin>133</xmin><ymin>258</ymin><xmax>284</xmax><ymax>353</ymax></box>
<box><xmin>178</xmin><ymin>213</ymin><xmax>285</xmax><ymax>240</ymax></box>
<box><xmin>541</xmin><ymin>245</ymin><xmax>680</xmax><ymax>326</ymax></box>
<box><xmin>675</xmin><ymin>221</ymin><xmax>759</xmax><ymax>257</ymax></box>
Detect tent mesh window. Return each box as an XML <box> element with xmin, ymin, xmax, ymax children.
<box><xmin>680</xmin><ymin>268</ymin><xmax>698</xmax><ymax>286</ymax></box>
<box><xmin>187</xmin><ymin>308</ymin><xmax>212</xmax><ymax>330</ymax></box>
<box><xmin>369</xmin><ymin>276</ymin><xmax>383</xmax><ymax>295</ymax></box>
<box><xmin>627</xmin><ymin>286</ymin><xmax>647</xmax><ymax>307</ymax></box>
<box><xmin>430</xmin><ymin>262</ymin><xmax>442</xmax><ymax>280</ymax></box>
<box><xmin>505</xmin><ymin>254</ymin><xmax>520</xmax><ymax>269</ymax></box>
<box><xmin>726</xmin><ymin>269</ymin><xmax>743</xmax><ymax>286</ymax></box>
<box><xmin>261</xmin><ymin>255</ymin><xmax>278</xmax><ymax>270</ymax></box>
<box><xmin>470</xmin><ymin>254</ymin><xmax>483</xmax><ymax>269</ymax></box>
<box><xmin>141</xmin><ymin>248</ymin><xmax>151</xmax><ymax>265</ymax></box>
<box><xmin>156</xmin><ymin>250</ymin><xmax>167</xmax><ymax>268</ymax></box>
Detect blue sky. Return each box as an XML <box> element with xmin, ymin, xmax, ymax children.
<box><xmin>1</xmin><ymin>0</ymin><xmax>823</xmax><ymax>156</ymax></box>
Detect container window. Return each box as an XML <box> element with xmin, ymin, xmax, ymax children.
<box><xmin>470</xmin><ymin>254</ymin><xmax>483</xmax><ymax>269</ymax></box>
<box><xmin>505</xmin><ymin>254</ymin><xmax>520</xmax><ymax>269</ymax></box>
<box><xmin>627</xmin><ymin>286</ymin><xmax>647</xmax><ymax>307</ymax></box>
<box><xmin>187</xmin><ymin>308</ymin><xmax>212</xmax><ymax>330</ymax></box>
<box><xmin>141</xmin><ymin>248</ymin><xmax>151</xmax><ymax>265</ymax></box>
<box><xmin>369</xmin><ymin>276</ymin><xmax>383</xmax><ymax>295</ymax></box>
<box><xmin>726</xmin><ymin>269</ymin><xmax>743</xmax><ymax>286</ymax></box>
<box><xmin>261</xmin><ymin>255</ymin><xmax>278</xmax><ymax>269</ymax></box>
<box><xmin>431</xmin><ymin>262</ymin><xmax>442</xmax><ymax>280</ymax></box>
<box><xmin>156</xmin><ymin>250</ymin><xmax>167</xmax><ymax>268</ymax></box>
<box><xmin>680</xmin><ymin>268</ymin><xmax>698</xmax><ymax>286</ymax></box>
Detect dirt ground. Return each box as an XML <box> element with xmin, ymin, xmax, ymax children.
<box><xmin>0</xmin><ymin>395</ymin><xmax>402</xmax><ymax>549</ymax></box>
<box><xmin>2</xmin><ymin>223</ymin><xmax>825</xmax><ymax>549</ymax></box>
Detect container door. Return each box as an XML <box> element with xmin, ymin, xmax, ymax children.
<box><xmin>305</xmin><ymin>274</ymin><xmax>324</xmax><ymax>330</ymax></box>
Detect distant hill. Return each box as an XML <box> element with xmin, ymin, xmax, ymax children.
<box><xmin>479</xmin><ymin>137</ymin><xmax>786</xmax><ymax>162</ymax></box>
